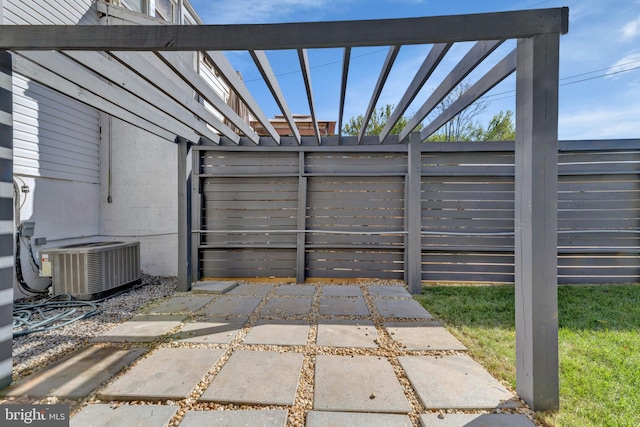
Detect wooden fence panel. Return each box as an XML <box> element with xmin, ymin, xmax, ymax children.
<box><xmin>200</xmin><ymin>249</ymin><xmax>296</xmax><ymax>278</ymax></box>
<box><xmin>306</xmin><ymin>249</ymin><xmax>404</xmax><ymax>279</ymax></box>
<box><xmin>195</xmin><ymin>140</ymin><xmax>640</xmax><ymax>284</ymax></box>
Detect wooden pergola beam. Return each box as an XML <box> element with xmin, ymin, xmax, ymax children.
<box><xmin>379</xmin><ymin>43</ymin><xmax>451</xmax><ymax>143</ymax></box>
<box><xmin>250</xmin><ymin>50</ymin><xmax>302</xmax><ymax>144</ymax></box>
<box><xmin>337</xmin><ymin>47</ymin><xmax>351</xmax><ymax>140</ymax></box>
<box><xmin>420</xmin><ymin>49</ymin><xmax>517</xmax><ymax>140</ymax></box>
<box><xmin>62</xmin><ymin>50</ymin><xmax>222</xmax><ymax>144</ymax></box>
<box><xmin>0</xmin><ymin>8</ymin><xmax>568</xmax><ymax>50</ymax></box>
<box><xmin>158</xmin><ymin>51</ymin><xmax>260</xmax><ymax>144</ymax></box>
<box><xmin>298</xmin><ymin>49</ymin><xmax>322</xmax><ymax>144</ymax></box>
<box><xmin>13</xmin><ymin>54</ymin><xmax>176</xmax><ymax>141</ymax></box>
<box><xmin>205</xmin><ymin>50</ymin><xmax>281</xmax><ymax>144</ymax></box>
<box><xmin>110</xmin><ymin>51</ymin><xmax>236</xmax><ymax>143</ymax></box>
<box><xmin>398</xmin><ymin>39</ymin><xmax>503</xmax><ymax>143</ymax></box>
<box><xmin>358</xmin><ymin>45</ymin><xmax>400</xmax><ymax>143</ymax></box>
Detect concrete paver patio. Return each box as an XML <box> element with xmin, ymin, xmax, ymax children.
<box><xmin>2</xmin><ymin>281</ymin><xmax>535</xmax><ymax>427</ymax></box>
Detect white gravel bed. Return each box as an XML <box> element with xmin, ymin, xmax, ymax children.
<box><xmin>10</xmin><ymin>275</ymin><xmax>177</xmax><ymax>381</ymax></box>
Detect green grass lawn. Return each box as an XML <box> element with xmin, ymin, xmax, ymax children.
<box><xmin>414</xmin><ymin>284</ymin><xmax>640</xmax><ymax>427</ymax></box>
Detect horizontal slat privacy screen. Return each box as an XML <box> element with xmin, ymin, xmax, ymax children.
<box><xmin>194</xmin><ymin>140</ymin><xmax>640</xmax><ymax>284</ymax></box>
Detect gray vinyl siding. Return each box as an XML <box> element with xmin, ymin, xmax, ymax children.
<box><xmin>3</xmin><ymin>0</ymin><xmax>97</xmax><ymax>24</ymax></box>
<box><xmin>12</xmin><ymin>73</ymin><xmax>100</xmax><ymax>183</ymax></box>
<box><xmin>5</xmin><ymin>0</ymin><xmax>101</xmax><ymax>183</ymax></box>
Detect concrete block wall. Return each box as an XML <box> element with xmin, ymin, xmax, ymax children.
<box><xmin>99</xmin><ymin>114</ymin><xmax>178</xmax><ymax>277</ymax></box>
<box><xmin>12</xmin><ymin>177</ymin><xmax>101</xmax><ymax>297</ymax></box>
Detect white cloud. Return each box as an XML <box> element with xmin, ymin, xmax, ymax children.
<box><xmin>194</xmin><ymin>0</ymin><xmax>336</xmax><ymax>24</ymax></box>
<box><xmin>620</xmin><ymin>15</ymin><xmax>640</xmax><ymax>41</ymax></box>
<box><xmin>559</xmin><ymin>105</ymin><xmax>640</xmax><ymax>140</ymax></box>
<box><xmin>606</xmin><ymin>51</ymin><xmax>640</xmax><ymax>79</ymax></box>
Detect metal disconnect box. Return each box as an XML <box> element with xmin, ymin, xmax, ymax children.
<box><xmin>40</xmin><ymin>241</ymin><xmax>141</xmax><ymax>300</ymax></box>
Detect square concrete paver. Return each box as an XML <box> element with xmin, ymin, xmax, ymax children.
<box><xmin>70</xmin><ymin>404</ymin><xmax>179</xmax><ymax>427</ymax></box>
<box><xmin>368</xmin><ymin>285</ymin><xmax>413</xmax><ymax>298</ymax></box>
<box><xmin>179</xmin><ymin>409</ymin><xmax>288</xmax><ymax>427</ymax></box>
<box><xmin>374</xmin><ymin>299</ymin><xmax>433</xmax><ymax>319</ymax></box>
<box><xmin>275</xmin><ymin>284</ymin><xmax>316</xmax><ymax>296</ymax></box>
<box><xmin>384</xmin><ymin>322</ymin><xmax>467</xmax><ymax>351</ymax></box>
<box><xmin>419</xmin><ymin>413</ymin><xmax>536</xmax><ymax>427</ymax></box>
<box><xmin>227</xmin><ymin>284</ymin><xmax>273</xmax><ymax>296</ymax></box>
<box><xmin>307</xmin><ymin>411</ymin><xmax>413</xmax><ymax>427</ymax></box>
<box><xmin>191</xmin><ymin>280</ymin><xmax>239</xmax><ymax>294</ymax></box>
<box><xmin>314</xmin><ymin>355</ymin><xmax>411</xmax><ymax>413</ymax></box>
<box><xmin>149</xmin><ymin>296</ymin><xmax>215</xmax><ymax>313</ymax></box>
<box><xmin>201</xmin><ymin>296</ymin><xmax>262</xmax><ymax>316</ymax></box>
<box><xmin>322</xmin><ymin>285</ymin><xmax>363</xmax><ymax>297</ymax></box>
<box><xmin>100</xmin><ymin>348</ymin><xmax>225</xmax><ymax>400</ymax></box>
<box><xmin>243</xmin><ymin>319</ymin><xmax>310</xmax><ymax>346</ymax></box>
<box><xmin>399</xmin><ymin>355</ymin><xmax>514</xmax><ymax>409</ymax></box>
<box><xmin>261</xmin><ymin>297</ymin><xmax>312</xmax><ymax>317</ymax></box>
<box><xmin>92</xmin><ymin>315</ymin><xmax>187</xmax><ymax>343</ymax></box>
<box><xmin>316</xmin><ymin>320</ymin><xmax>378</xmax><ymax>348</ymax></box>
<box><xmin>170</xmin><ymin>318</ymin><xmax>247</xmax><ymax>344</ymax></box>
<box><xmin>1</xmin><ymin>347</ymin><xmax>145</xmax><ymax>399</ymax></box>
<box><xmin>319</xmin><ymin>297</ymin><xmax>369</xmax><ymax>316</ymax></box>
<box><xmin>200</xmin><ymin>350</ymin><xmax>303</xmax><ymax>405</ymax></box>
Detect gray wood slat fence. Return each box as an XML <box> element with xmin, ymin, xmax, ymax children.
<box><xmin>193</xmin><ymin>139</ymin><xmax>640</xmax><ymax>284</ymax></box>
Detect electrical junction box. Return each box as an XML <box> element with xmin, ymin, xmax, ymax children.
<box><xmin>40</xmin><ymin>253</ymin><xmax>52</xmax><ymax>277</ymax></box>
<box><xmin>21</xmin><ymin>221</ymin><xmax>35</xmax><ymax>238</ymax></box>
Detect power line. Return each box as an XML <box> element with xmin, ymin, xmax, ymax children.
<box><xmin>560</xmin><ymin>64</ymin><xmax>640</xmax><ymax>86</ymax></box>
<box><xmin>243</xmin><ymin>48</ymin><xmax>388</xmax><ymax>83</ymax></box>
<box><xmin>481</xmin><ymin>61</ymin><xmax>640</xmax><ymax>102</ymax></box>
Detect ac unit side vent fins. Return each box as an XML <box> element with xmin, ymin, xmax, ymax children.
<box><xmin>42</xmin><ymin>241</ymin><xmax>141</xmax><ymax>300</ymax></box>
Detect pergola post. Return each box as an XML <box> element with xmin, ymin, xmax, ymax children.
<box><xmin>406</xmin><ymin>132</ymin><xmax>422</xmax><ymax>294</ymax></box>
<box><xmin>177</xmin><ymin>136</ymin><xmax>192</xmax><ymax>292</ymax></box>
<box><xmin>514</xmin><ymin>33</ymin><xmax>560</xmax><ymax>411</ymax></box>
<box><xmin>0</xmin><ymin>51</ymin><xmax>13</xmax><ymax>389</ymax></box>
<box><xmin>296</xmin><ymin>151</ymin><xmax>308</xmax><ymax>283</ymax></box>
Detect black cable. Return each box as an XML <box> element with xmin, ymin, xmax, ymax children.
<box><xmin>15</xmin><ymin>232</ymin><xmax>48</xmax><ymax>294</ymax></box>
<box><xmin>27</xmin><ymin>238</ymin><xmax>40</xmax><ymax>271</ymax></box>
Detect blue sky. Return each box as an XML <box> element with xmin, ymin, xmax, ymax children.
<box><xmin>188</xmin><ymin>0</ymin><xmax>640</xmax><ymax>140</ymax></box>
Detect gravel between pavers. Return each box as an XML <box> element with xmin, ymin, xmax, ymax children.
<box><xmin>3</xmin><ymin>277</ymin><xmax>539</xmax><ymax>427</ymax></box>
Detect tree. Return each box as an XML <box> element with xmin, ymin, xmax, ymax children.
<box><xmin>425</xmin><ymin>83</ymin><xmax>487</xmax><ymax>142</ymax></box>
<box><xmin>427</xmin><ymin>108</ymin><xmax>516</xmax><ymax>142</ymax></box>
<box><xmin>342</xmin><ymin>104</ymin><xmax>419</xmax><ymax>136</ymax></box>
<box><xmin>342</xmin><ymin>83</ymin><xmax>516</xmax><ymax>142</ymax></box>
<box><xmin>470</xmin><ymin>110</ymin><xmax>516</xmax><ymax>141</ymax></box>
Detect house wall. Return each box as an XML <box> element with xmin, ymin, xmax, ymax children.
<box><xmin>96</xmin><ymin>2</ymin><xmax>199</xmax><ymax>278</ymax></box>
<box><xmin>99</xmin><ymin>115</ymin><xmax>178</xmax><ymax>276</ymax></box>
<box><xmin>5</xmin><ymin>0</ymin><xmax>104</xmax><ymax>297</ymax></box>
<box><xmin>7</xmin><ymin>0</ymin><xmax>231</xmax><ymax>298</ymax></box>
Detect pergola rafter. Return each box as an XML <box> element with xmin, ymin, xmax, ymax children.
<box><xmin>379</xmin><ymin>42</ymin><xmax>451</xmax><ymax>143</ymax></box>
<box><xmin>204</xmin><ymin>49</ymin><xmax>281</xmax><ymax>144</ymax></box>
<box><xmin>0</xmin><ymin>6</ymin><xmax>568</xmax><ymax>412</ymax></box>
<box><xmin>398</xmin><ymin>39</ymin><xmax>504</xmax><ymax>143</ymax></box>
<box><xmin>358</xmin><ymin>44</ymin><xmax>400</xmax><ymax>143</ymax></box>
<box><xmin>250</xmin><ymin>49</ymin><xmax>302</xmax><ymax>144</ymax></box>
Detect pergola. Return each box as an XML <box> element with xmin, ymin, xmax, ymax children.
<box><xmin>0</xmin><ymin>6</ymin><xmax>568</xmax><ymax>410</ymax></box>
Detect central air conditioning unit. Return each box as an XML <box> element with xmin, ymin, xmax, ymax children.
<box><xmin>40</xmin><ymin>241</ymin><xmax>141</xmax><ymax>300</ymax></box>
